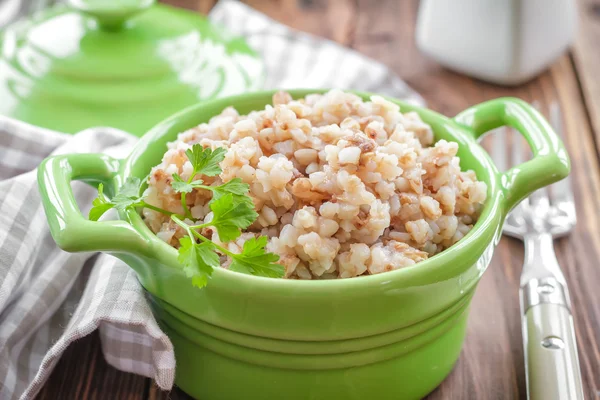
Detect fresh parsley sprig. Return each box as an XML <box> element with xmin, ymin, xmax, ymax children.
<box><xmin>89</xmin><ymin>144</ymin><xmax>284</xmax><ymax>288</ymax></box>
<box><xmin>89</xmin><ymin>177</ymin><xmax>174</xmax><ymax>221</ymax></box>
<box><xmin>174</xmin><ymin>147</ymin><xmax>227</xmax><ymax>219</ymax></box>
<box><xmin>172</xmin><ymin>215</ymin><xmax>284</xmax><ymax>287</ymax></box>
<box><xmin>196</xmin><ymin>192</ymin><xmax>258</xmax><ymax>242</ymax></box>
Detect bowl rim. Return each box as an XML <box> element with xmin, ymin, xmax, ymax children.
<box><xmin>120</xmin><ymin>88</ymin><xmax>504</xmax><ymax>291</ymax></box>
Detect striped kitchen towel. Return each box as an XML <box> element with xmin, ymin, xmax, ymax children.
<box><xmin>0</xmin><ymin>1</ymin><xmax>423</xmax><ymax>399</ymax></box>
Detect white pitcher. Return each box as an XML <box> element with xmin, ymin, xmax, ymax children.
<box><xmin>416</xmin><ymin>0</ymin><xmax>578</xmax><ymax>85</ymax></box>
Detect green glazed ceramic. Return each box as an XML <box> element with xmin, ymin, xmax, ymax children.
<box><xmin>0</xmin><ymin>0</ymin><xmax>264</xmax><ymax>136</ymax></box>
<box><xmin>37</xmin><ymin>90</ymin><xmax>570</xmax><ymax>400</ymax></box>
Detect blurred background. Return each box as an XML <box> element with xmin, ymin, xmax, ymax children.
<box><xmin>0</xmin><ymin>0</ymin><xmax>590</xmax><ymax>114</ymax></box>
<box><xmin>0</xmin><ymin>0</ymin><xmax>590</xmax><ymax>119</ymax></box>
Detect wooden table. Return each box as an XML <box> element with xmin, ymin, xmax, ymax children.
<box><xmin>37</xmin><ymin>1</ymin><xmax>600</xmax><ymax>399</ymax></box>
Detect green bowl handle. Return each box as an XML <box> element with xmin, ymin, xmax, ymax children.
<box><xmin>37</xmin><ymin>153</ymin><xmax>149</xmax><ymax>254</ymax></box>
<box><xmin>453</xmin><ymin>97</ymin><xmax>570</xmax><ymax>213</ymax></box>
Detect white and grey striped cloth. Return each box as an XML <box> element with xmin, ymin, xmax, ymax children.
<box><xmin>0</xmin><ymin>1</ymin><xmax>423</xmax><ymax>399</ymax></box>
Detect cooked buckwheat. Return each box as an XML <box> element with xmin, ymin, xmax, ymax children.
<box><xmin>142</xmin><ymin>90</ymin><xmax>487</xmax><ymax>279</ymax></box>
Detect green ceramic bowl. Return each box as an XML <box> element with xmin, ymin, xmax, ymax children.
<box><xmin>37</xmin><ymin>90</ymin><xmax>570</xmax><ymax>400</ymax></box>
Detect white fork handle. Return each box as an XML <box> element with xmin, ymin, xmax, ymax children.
<box><xmin>520</xmin><ymin>233</ymin><xmax>584</xmax><ymax>400</ymax></box>
<box><xmin>521</xmin><ymin>299</ymin><xmax>585</xmax><ymax>400</ymax></box>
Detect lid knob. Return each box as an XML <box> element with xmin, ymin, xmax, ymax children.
<box><xmin>68</xmin><ymin>0</ymin><xmax>155</xmax><ymax>30</ymax></box>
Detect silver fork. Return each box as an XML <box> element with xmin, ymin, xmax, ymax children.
<box><xmin>493</xmin><ymin>103</ymin><xmax>584</xmax><ymax>400</ymax></box>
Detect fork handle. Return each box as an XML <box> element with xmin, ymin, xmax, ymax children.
<box><xmin>521</xmin><ymin>297</ymin><xmax>585</xmax><ymax>400</ymax></box>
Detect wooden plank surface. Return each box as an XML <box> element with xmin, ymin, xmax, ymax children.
<box><xmin>572</xmin><ymin>0</ymin><xmax>600</xmax><ymax>156</ymax></box>
<box><xmin>37</xmin><ymin>332</ymin><xmax>147</xmax><ymax>400</ymax></box>
<box><xmin>37</xmin><ymin>1</ymin><xmax>600</xmax><ymax>399</ymax></box>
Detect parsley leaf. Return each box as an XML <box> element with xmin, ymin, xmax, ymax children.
<box><xmin>208</xmin><ymin>193</ymin><xmax>258</xmax><ymax>242</ymax></box>
<box><xmin>88</xmin><ymin>178</ymin><xmax>143</xmax><ymax>220</ymax></box>
<box><xmin>89</xmin><ymin>183</ymin><xmax>115</xmax><ymax>221</ymax></box>
<box><xmin>112</xmin><ymin>177</ymin><xmax>143</xmax><ymax>212</ymax></box>
<box><xmin>177</xmin><ymin>236</ymin><xmax>220</xmax><ymax>288</ymax></box>
<box><xmin>89</xmin><ymin>177</ymin><xmax>174</xmax><ymax>222</ymax></box>
<box><xmin>209</xmin><ymin>178</ymin><xmax>250</xmax><ymax>202</ymax></box>
<box><xmin>157</xmin><ymin>144</ymin><xmax>283</xmax><ymax>288</ymax></box>
<box><xmin>171</xmin><ymin>173</ymin><xmax>204</xmax><ymax>194</ymax></box>
<box><xmin>116</xmin><ymin>177</ymin><xmax>142</xmax><ymax>198</ymax></box>
<box><xmin>230</xmin><ymin>236</ymin><xmax>284</xmax><ymax>278</ymax></box>
<box><xmin>186</xmin><ymin>145</ymin><xmax>227</xmax><ymax>177</ymax></box>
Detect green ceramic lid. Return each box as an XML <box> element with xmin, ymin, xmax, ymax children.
<box><xmin>0</xmin><ymin>0</ymin><xmax>265</xmax><ymax>136</ymax></box>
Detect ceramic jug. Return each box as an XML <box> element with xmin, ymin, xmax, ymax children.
<box><xmin>416</xmin><ymin>0</ymin><xmax>577</xmax><ymax>85</ymax></box>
